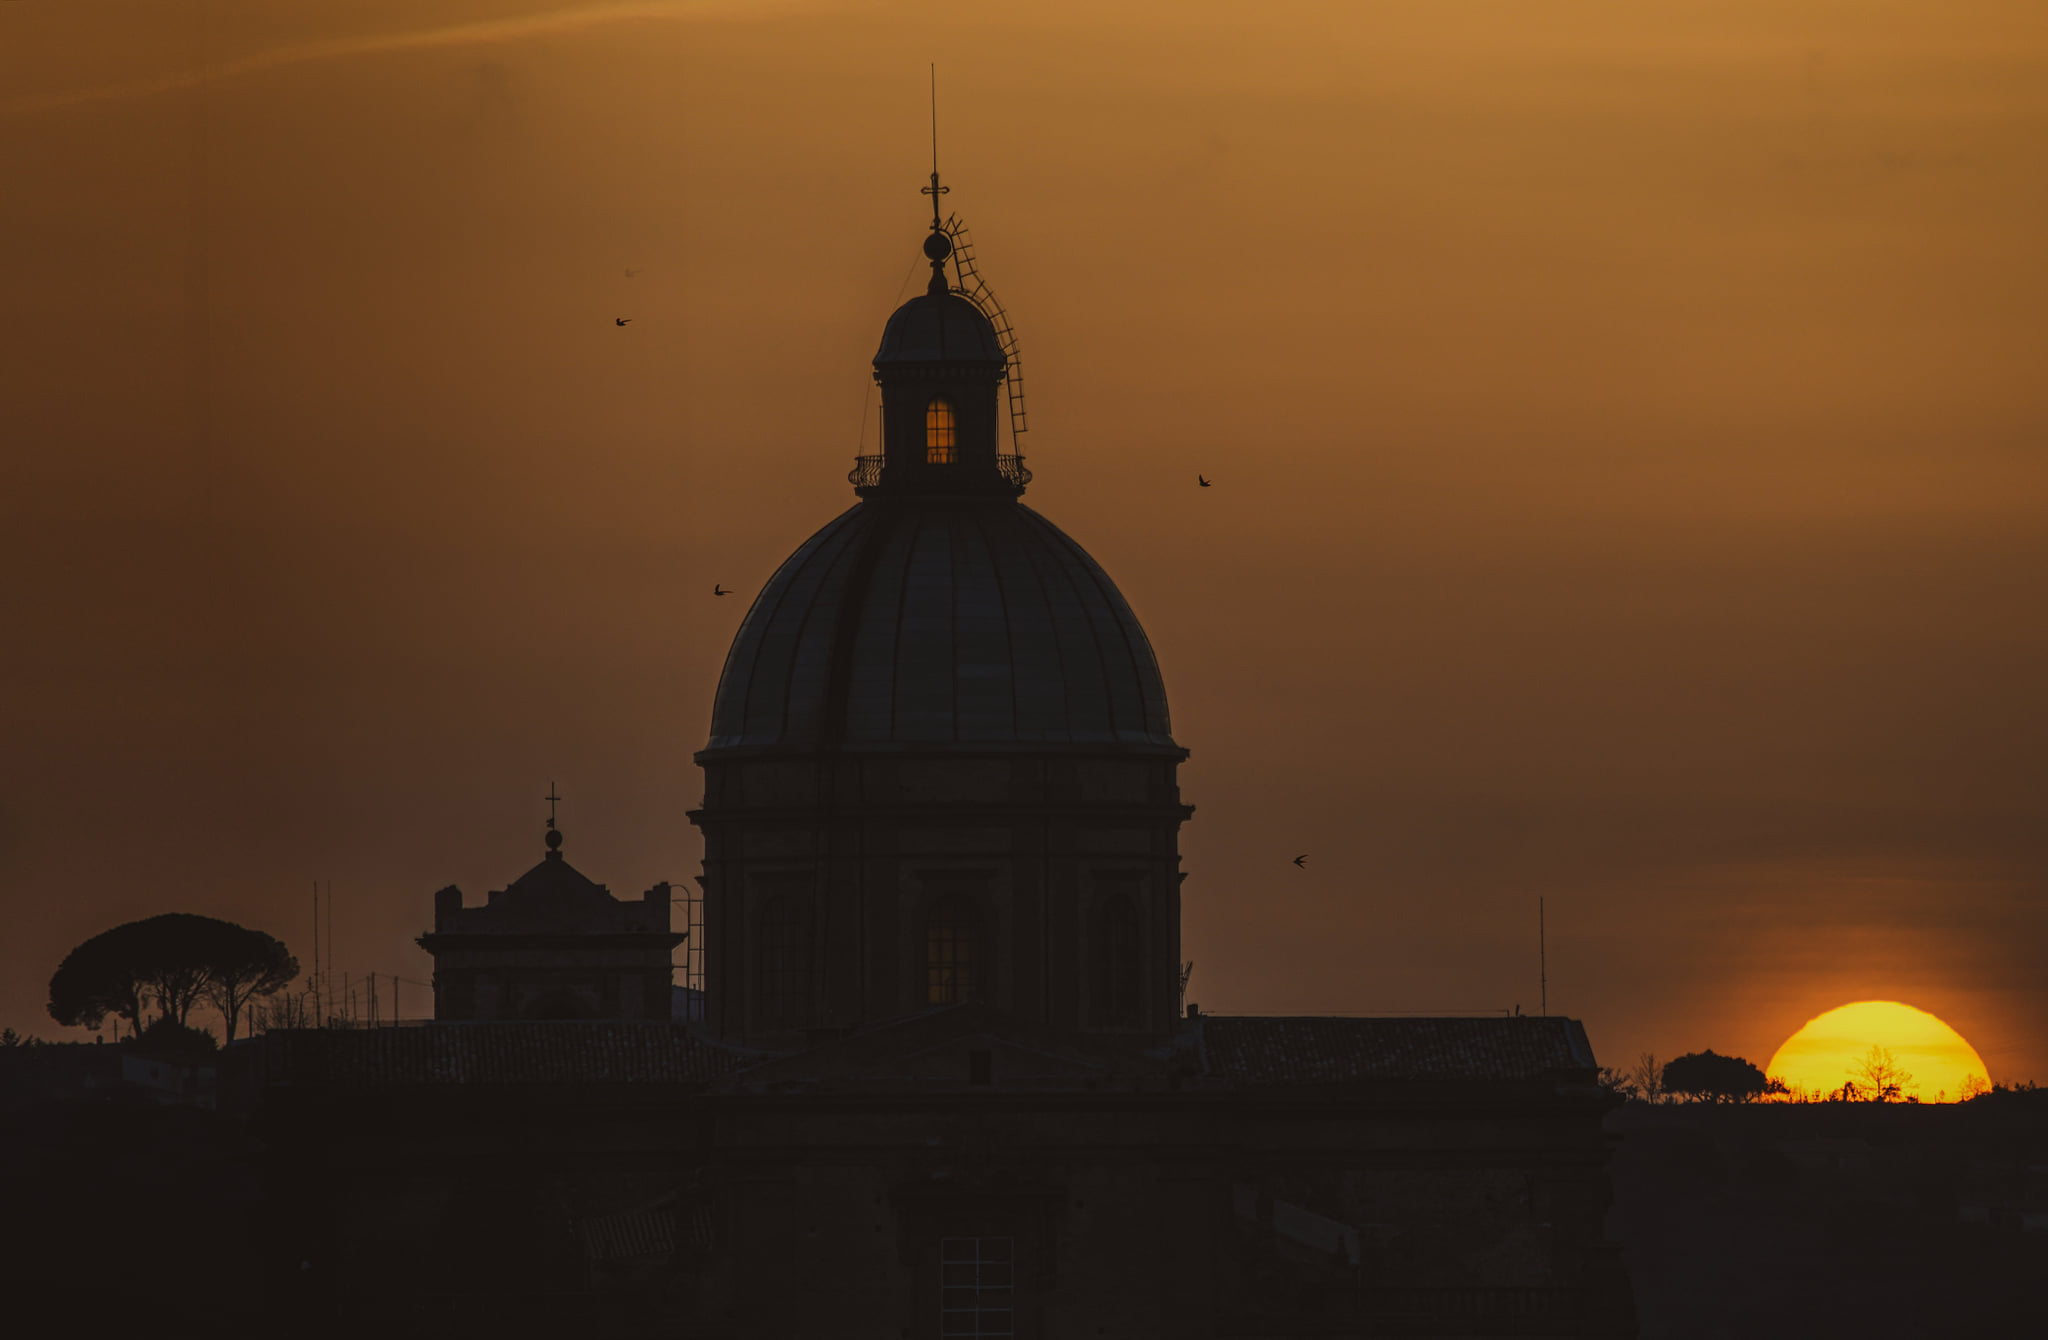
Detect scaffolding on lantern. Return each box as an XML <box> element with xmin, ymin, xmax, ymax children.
<box><xmin>944</xmin><ymin>214</ymin><xmax>1028</xmax><ymax>447</ymax></box>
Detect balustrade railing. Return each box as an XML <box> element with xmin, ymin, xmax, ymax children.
<box><xmin>847</xmin><ymin>454</ymin><xmax>1032</xmax><ymax>495</ymax></box>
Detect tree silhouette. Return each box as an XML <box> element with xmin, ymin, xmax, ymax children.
<box><xmin>252</xmin><ymin>990</ymin><xmax>315</xmax><ymax>1032</ymax></box>
<box><xmin>47</xmin><ymin>922</ymin><xmax>156</xmax><ymax>1033</ymax></box>
<box><xmin>1852</xmin><ymin>1044</ymin><xmax>1915</xmax><ymax>1102</ymax></box>
<box><xmin>1662</xmin><ymin>1049</ymin><xmax>1770</xmax><ymax>1103</ymax></box>
<box><xmin>199</xmin><ymin>924</ymin><xmax>299</xmax><ymax>1042</ymax></box>
<box><xmin>1630</xmin><ymin>1051</ymin><xmax>1666</xmax><ymax>1104</ymax></box>
<box><xmin>1598</xmin><ymin>1066</ymin><xmax>1636</xmax><ymax>1099</ymax></box>
<box><xmin>48</xmin><ymin>914</ymin><xmax>298</xmax><ymax>1037</ymax></box>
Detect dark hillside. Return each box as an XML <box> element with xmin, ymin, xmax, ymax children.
<box><xmin>0</xmin><ymin>1083</ymin><xmax>262</xmax><ymax>1326</ymax></box>
<box><xmin>1608</xmin><ymin>1094</ymin><xmax>2048</xmax><ymax>1338</ymax></box>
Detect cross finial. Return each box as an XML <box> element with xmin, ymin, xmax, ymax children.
<box><xmin>922</xmin><ymin>64</ymin><xmax>947</xmax><ymax>227</ymax></box>
<box><xmin>918</xmin><ymin>65</ymin><xmax>954</xmax><ymax>295</ymax></box>
<box><xmin>545</xmin><ymin>781</ymin><xmax>561</xmax><ymax>831</ymax></box>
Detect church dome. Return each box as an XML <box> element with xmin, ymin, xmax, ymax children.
<box><xmin>873</xmin><ymin>290</ymin><xmax>1006</xmax><ymax>368</ymax></box>
<box><xmin>703</xmin><ymin>500</ymin><xmax>1177</xmax><ymax>756</ymax></box>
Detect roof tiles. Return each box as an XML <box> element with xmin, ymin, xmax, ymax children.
<box><xmin>1199</xmin><ymin>1016</ymin><xmax>1597</xmax><ymax>1086</ymax></box>
<box><xmin>258</xmin><ymin>1022</ymin><xmax>740</xmax><ymax>1088</ymax></box>
<box><xmin>252</xmin><ymin>1015</ymin><xmax>1596</xmax><ymax>1091</ymax></box>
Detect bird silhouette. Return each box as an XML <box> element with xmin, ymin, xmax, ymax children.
<box><xmin>1198</xmin><ymin>475</ymin><xmax>1212</xmax><ymax>487</ymax></box>
<box><xmin>713</xmin><ymin>584</ymin><xmax>730</xmax><ymax>596</ymax></box>
<box><xmin>1292</xmin><ymin>854</ymin><xmax>1308</xmax><ymax>868</ymax></box>
<box><xmin>624</xmin><ymin>268</ymin><xmax>639</xmax><ymax>278</ymax></box>
<box><xmin>615</xmin><ymin>317</ymin><xmax>631</xmax><ymax>326</ymax></box>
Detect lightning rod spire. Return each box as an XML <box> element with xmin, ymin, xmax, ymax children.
<box><xmin>920</xmin><ymin>63</ymin><xmax>952</xmax><ymax>294</ymax></box>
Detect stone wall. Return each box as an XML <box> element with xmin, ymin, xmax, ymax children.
<box><xmin>693</xmin><ymin>753</ymin><xmax>1192</xmax><ymax>1047</ymax></box>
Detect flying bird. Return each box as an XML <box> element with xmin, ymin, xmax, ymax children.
<box><xmin>1198</xmin><ymin>475</ymin><xmax>1212</xmax><ymax>487</ymax></box>
<box><xmin>624</xmin><ymin>268</ymin><xmax>639</xmax><ymax>277</ymax></box>
<box><xmin>713</xmin><ymin>584</ymin><xmax>730</xmax><ymax>596</ymax></box>
<box><xmin>615</xmin><ymin>317</ymin><xmax>631</xmax><ymax>326</ymax></box>
<box><xmin>1292</xmin><ymin>854</ymin><xmax>1308</xmax><ymax>868</ymax></box>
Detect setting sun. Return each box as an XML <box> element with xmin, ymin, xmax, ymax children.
<box><xmin>1767</xmin><ymin>1001</ymin><xmax>1991</xmax><ymax>1102</ymax></box>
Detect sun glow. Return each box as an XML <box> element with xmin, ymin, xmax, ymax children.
<box><xmin>1767</xmin><ymin>1001</ymin><xmax>1991</xmax><ymax>1102</ymax></box>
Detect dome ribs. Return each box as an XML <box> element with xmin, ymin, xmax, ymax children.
<box><xmin>891</xmin><ymin>512</ymin><xmax>959</xmax><ymax>742</ymax></box>
<box><xmin>992</xmin><ymin>514</ymin><xmax>1074</xmax><ymax>743</ymax></box>
<box><xmin>802</xmin><ymin>506</ymin><xmax>901</xmax><ymax>749</ymax></box>
<box><xmin>951</xmin><ymin>509</ymin><xmax>1016</xmax><ymax>743</ymax></box>
<box><xmin>711</xmin><ymin>505</ymin><xmax>862</xmax><ymax>749</ymax></box>
<box><xmin>836</xmin><ymin>508</ymin><xmax>914</xmax><ymax>746</ymax></box>
<box><xmin>775</xmin><ymin>510</ymin><xmax>871</xmax><ymax>746</ymax></box>
<box><xmin>1030</xmin><ymin>508</ymin><xmax>1173</xmax><ymax>744</ymax></box>
<box><xmin>1013</xmin><ymin>508</ymin><xmax>1118</xmax><ymax>743</ymax></box>
<box><xmin>964</xmin><ymin>507</ymin><xmax>1025</xmax><ymax>742</ymax></box>
<box><xmin>703</xmin><ymin>500</ymin><xmax>1178</xmax><ymax>755</ymax></box>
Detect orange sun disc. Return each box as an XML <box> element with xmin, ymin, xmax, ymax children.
<box><xmin>1766</xmin><ymin>1000</ymin><xmax>1991</xmax><ymax>1102</ymax></box>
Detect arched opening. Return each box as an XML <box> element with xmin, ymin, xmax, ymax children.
<box><xmin>925</xmin><ymin>396</ymin><xmax>958</xmax><ymax>464</ymax></box>
<box><xmin>757</xmin><ymin>893</ymin><xmax>811</xmax><ymax>1029</ymax></box>
<box><xmin>924</xmin><ymin>897</ymin><xmax>981</xmax><ymax>1006</ymax></box>
<box><xmin>1093</xmin><ymin>893</ymin><xmax>1143</xmax><ymax>1028</ymax></box>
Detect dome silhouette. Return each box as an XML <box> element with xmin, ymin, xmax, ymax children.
<box><xmin>873</xmin><ymin>290</ymin><xmax>1006</xmax><ymax>368</ymax></box>
<box><xmin>704</xmin><ymin>500</ymin><xmax>1175</xmax><ymax>755</ymax></box>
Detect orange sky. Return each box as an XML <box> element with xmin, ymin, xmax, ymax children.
<box><xmin>3</xmin><ymin>0</ymin><xmax>2045</xmax><ymax>1078</ymax></box>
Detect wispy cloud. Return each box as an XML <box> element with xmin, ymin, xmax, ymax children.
<box><xmin>3</xmin><ymin>0</ymin><xmax>814</xmax><ymax>118</ymax></box>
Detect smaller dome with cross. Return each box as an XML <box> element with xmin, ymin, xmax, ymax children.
<box><xmin>874</xmin><ymin>290</ymin><xmax>1006</xmax><ymax>369</ymax></box>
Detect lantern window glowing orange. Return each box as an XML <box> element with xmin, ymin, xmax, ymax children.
<box><xmin>925</xmin><ymin>397</ymin><xmax>957</xmax><ymax>464</ymax></box>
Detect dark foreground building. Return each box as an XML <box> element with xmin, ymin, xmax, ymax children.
<box><xmin>251</xmin><ymin>181</ymin><xmax>1634</xmax><ymax>1337</ymax></box>
<box><xmin>258</xmin><ymin>1012</ymin><xmax>1626</xmax><ymax>1336</ymax></box>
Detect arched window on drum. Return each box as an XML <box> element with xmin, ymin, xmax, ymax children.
<box><xmin>1093</xmin><ymin>892</ymin><xmax>1143</xmax><ymax>1029</ymax></box>
<box><xmin>925</xmin><ymin>397</ymin><xmax>958</xmax><ymax>465</ymax></box>
<box><xmin>925</xmin><ymin>897</ymin><xmax>981</xmax><ymax>1005</ymax></box>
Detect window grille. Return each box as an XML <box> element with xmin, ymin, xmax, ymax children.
<box><xmin>757</xmin><ymin>893</ymin><xmax>810</xmax><ymax>1028</ymax></box>
<box><xmin>941</xmin><ymin>1236</ymin><xmax>1014</xmax><ymax>1337</ymax></box>
<box><xmin>925</xmin><ymin>898</ymin><xmax>981</xmax><ymax>1006</ymax></box>
<box><xmin>926</xmin><ymin>397</ymin><xmax>958</xmax><ymax>464</ymax></box>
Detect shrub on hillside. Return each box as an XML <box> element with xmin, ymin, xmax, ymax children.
<box><xmin>1663</xmin><ymin>1050</ymin><xmax>1772</xmax><ymax>1103</ymax></box>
